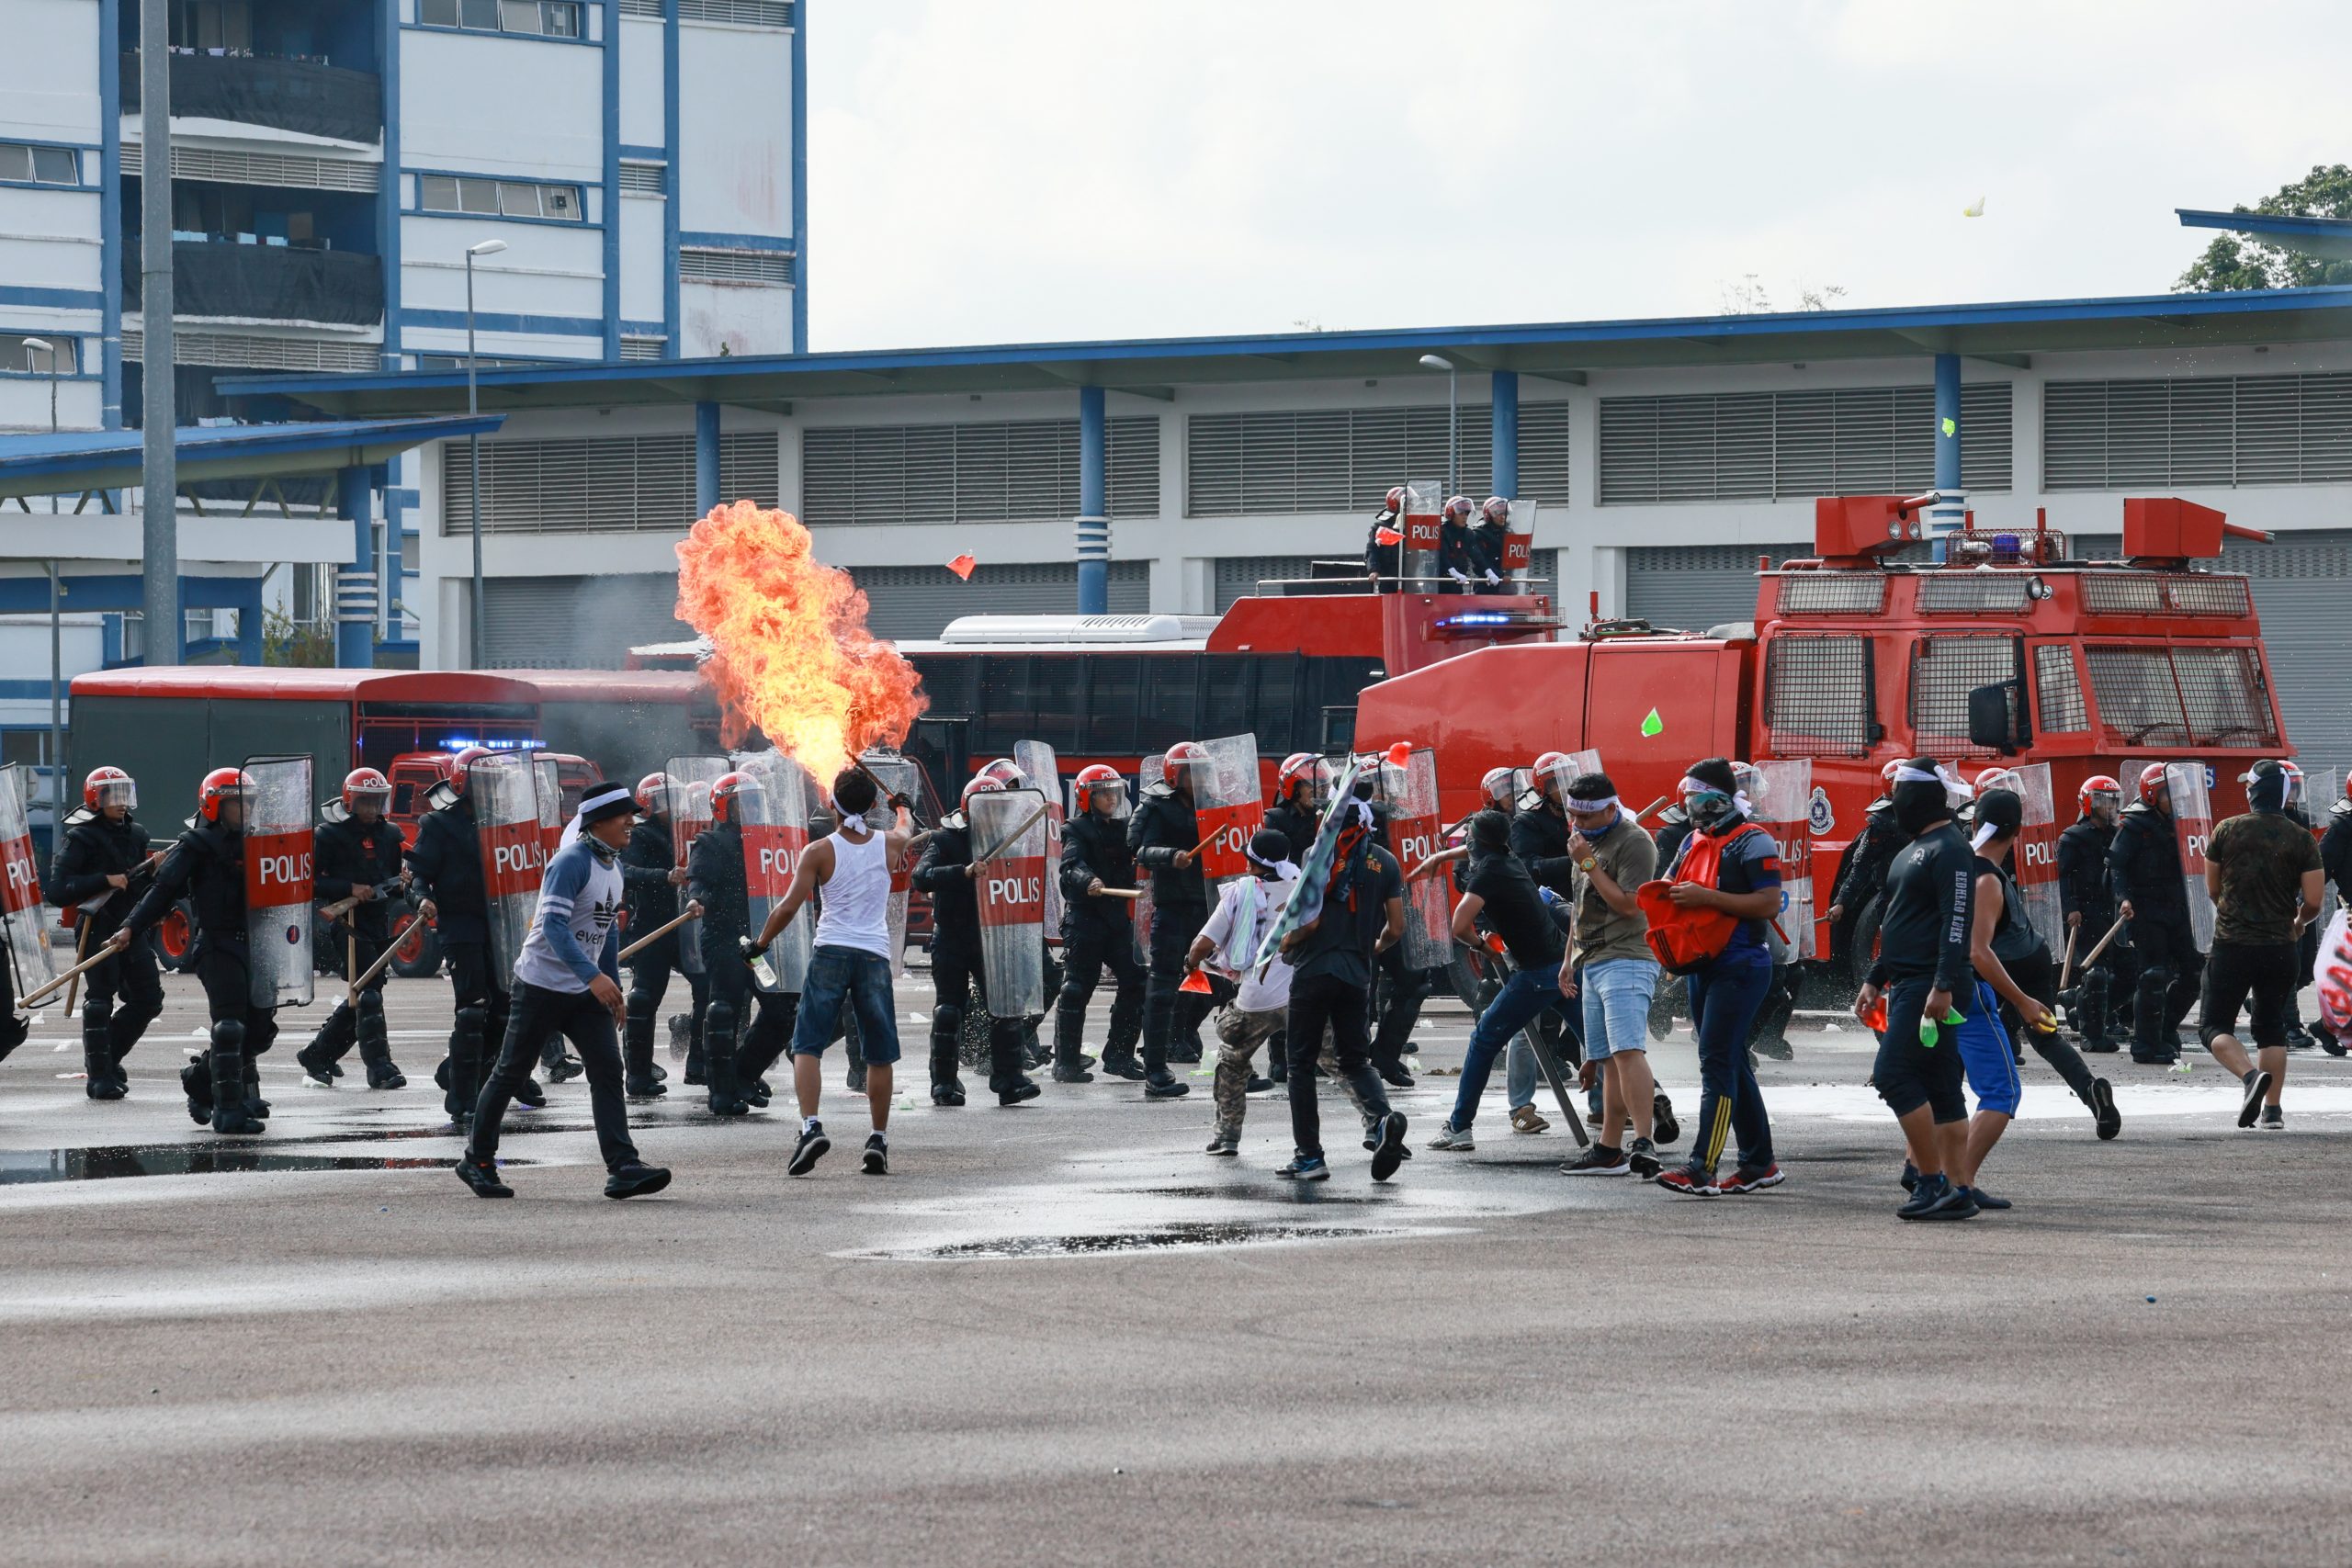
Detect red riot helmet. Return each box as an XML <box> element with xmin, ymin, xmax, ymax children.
<box><xmin>1073</xmin><ymin>762</ymin><xmax>1127</xmax><ymax>816</ymax></box>
<box><xmin>962</xmin><ymin>773</ymin><xmax>1007</xmax><ymax>807</ymax></box>
<box><xmin>1384</xmin><ymin>485</ymin><xmax>1408</xmax><ymax>514</ymax></box>
<box><xmin>1161</xmin><ymin>739</ymin><xmax>1207</xmax><ymax>792</ymax></box>
<box><xmin>447</xmin><ymin>746</ymin><xmax>491</xmax><ymax>797</ymax></box>
<box><xmin>2137</xmin><ymin>762</ymin><xmax>2170</xmax><ymax>807</ymax></box>
<box><xmin>1443</xmin><ymin>495</ymin><xmax>1474</xmax><ymax>521</ymax></box>
<box><xmin>1479</xmin><ymin>496</ymin><xmax>1510</xmax><ymax>526</ymax></box>
<box><xmin>1881</xmin><ymin>759</ymin><xmax>1904</xmax><ymax>788</ymax></box>
<box><xmin>634</xmin><ymin>773</ymin><xmax>671</xmax><ymax>813</ymax></box>
<box><xmin>342</xmin><ymin>768</ymin><xmax>391</xmax><ymax>814</ymax></box>
<box><xmin>1277</xmin><ymin>752</ymin><xmax>1335</xmax><ymax>808</ymax></box>
<box><xmin>84</xmin><ymin>765</ymin><xmax>135</xmax><ymax>812</ymax></box>
<box><xmin>1480</xmin><ymin>766</ymin><xmax>1520</xmax><ymax>810</ymax></box>
<box><xmin>2078</xmin><ymin>774</ymin><xmax>2120</xmax><ymax>817</ymax></box>
<box><xmin>977</xmin><ymin>757</ymin><xmax>1027</xmax><ymax>790</ymax></box>
<box><xmin>709</xmin><ymin>771</ymin><xmax>758</xmax><ymax>826</ymax></box>
<box><xmin>198</xmin><ymin>767</ymin><xmax>253</xmax><ymax>823</ymax></box>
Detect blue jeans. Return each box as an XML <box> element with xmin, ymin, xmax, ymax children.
<box><xmin>1451</xmin><ymin>964</ymin><xmax>1575</xmax><ymax>1131</ymax></box>
<box><xmin>1686</xmin><ymin>948</ymin><xmax>1773</xmax><ymax>1172</ymax></box>
<box><xmin>789</xmin><ymin>945</ymin><xmax>902</xmax><ymax>1064</ymax></box>
<box><xmin>1581</xmin><ymin>957</ymin><xmax>1660</xmax><ymax>1059</ymax></box>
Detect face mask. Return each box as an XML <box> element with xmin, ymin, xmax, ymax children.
<box><xmin>1570</xmin><ymin>809</ymin><xmax>1618</xmax><ymax>840</ymax></box>
<box><xmin>1891</xmin><ymin>779</ymin><xmax>1949</xmax><ymax>837</ymax></box>
<box><xmin>1685</xmin><ymin>789</ymin><xmax>1735</xmax><ymax>829</ymax></box>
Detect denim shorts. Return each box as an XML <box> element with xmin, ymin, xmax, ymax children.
<box><xmin>1579</xmin><ymin>956</ymin><xmax>1660</xmax><ymax>1061</ymax></box>
<box><xmin>788</xmin><ymin>944</ymin><xmax>902</xmax><ymax>1064</ymax></box>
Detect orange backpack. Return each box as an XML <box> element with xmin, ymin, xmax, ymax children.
<box><xmin>1638</xmin><ymin>824</ymin><xmax>1770</xmax><ymax>975</ymax></box>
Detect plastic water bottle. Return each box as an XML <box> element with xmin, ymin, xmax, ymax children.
<box><xmin>1920</xmin><ymin>1005</ymin><xmax>1964</xmax><ymax>1048</ymax></box>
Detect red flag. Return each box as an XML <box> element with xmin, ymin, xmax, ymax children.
<box><xmin>1374</xmin><ymin>527</ymin><xmax>1404</xmax><ymax>547</ymax></box>
<box><xmin>1178</xmin><ymin>967</ymin><xmax>1213</xmax><ymax>995</ymax></box>
<box><xmin>1385</xmin><ymin>740</ymin><xmax>1413</xmax><ymax>768</ymax></box>
<box><xmin>946</xmin><ymin>553</ymin><xmax>977</xmax><ymax>581</ymax></box>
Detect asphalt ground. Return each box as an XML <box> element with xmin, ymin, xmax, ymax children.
<box><xmin>4</xmin><ymin>963</ymin><xmax>2350</xmax><ymax>1567</ymax></box>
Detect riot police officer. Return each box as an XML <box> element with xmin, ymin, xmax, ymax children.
<box><xmin>406</xmin><ymin>748</ymin><xmax>542</xmax><ymax>1122</ymax></box>
<box><xmin>2109</xmin><ymin>764</ymin><xmax>2199</xmax><ymax>1065</ymax></box>
<box><xmin>110</xmin><ymin>770</ymin><xmax>275</xmax><ymax>1135</ymax></box>
<box><xmin>46</xmin><ymin>765</ymin><xmax>163</xmax><ymax>1099</ymax></box>
<box><xmin>296</xmin><ymin>768</ymin><xmax>410</xmax><ymax>1089</ymax></box>
<box><xmin>684</xmin><ymin>770</ymin><xmax>771</xmax><ymax>1117</ymax></box>
<box><xmin>910</xmin><ymin>773</ymin><xmax>1044</xmax><ymax>1107</ymax></box>
<box><xmin>620</xmin><ymin>773</ymin><xmax>692</xmax><ymax>1098</ymax></box>
<box><xmin>1053</xmin><ymin>763</ymin><xmax>1143</xmax><ymax>1083</ymax></box>
<box><xmin>2057</xmin><ymin>774</ymin><xmax>2132</xmax><ymax>1052</ymax></box>
<box><xmin>1126</xmin><ymin>742</ymin><xmax>1212</xmax><ymax>1099</ymax></box>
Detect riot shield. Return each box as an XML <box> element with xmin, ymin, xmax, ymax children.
<box><xmin>2167</xmin><ymin>761</ymin><xmax>2217</xmax><ymax>954</ymax></box>
<box><xmin>0</xmin><ymin>764</ymin><xmax>56</xmax><ymax>998</ymax></box>
<box><xmin>2004</xmin><ymin>763</ymin><xmax>2065</xmax><ymax>961</ymax></box>
<box><xmin>2308</xmin><ymin>767</ymin><xmax>2340</xmax><ymax>928</ymax></box>
<box><xmin>1191</xmin><ymin>733</ymin><xmax>1266</xmax><ymax>886</ymax></box>
<box><xmin>1379</xmin><ymin>746</ymin><xmax>1451</xmax><ymax>969</ymax></box>
<box><xmin>1530</xmin><ymin>749</ymin><xmax>1603</xmax><ymax>812</ymax></box>
<box><xmin>860</xmin><ymin>751</ymin><xmax>922</xmax><ymax>970</ymax></box>
<box><xmin>1499</xmin><ymin>498</ymin><xmax>1535</xmax><ymax>579</ymax></box>
<box><xmin>1401</xmin><ymin>479</ymin><xmax>1444</xmax><ymax>555</ymax></box>
<box><xmin>734</xmin><ymin>750</ymin><xmax>811</xmax><ymax>993</ymax></box>
<box><xmin>534</xmin><ymin>754</ymin><xmax>563</xmax><ymax>858</ymax></box>
<box><xmin>1748</xmin><ymin>760</ymin><xmax>1815</xmax><ymax>961</ymax></box>
<box><xmin>1133</xmin><ymin>753</ymin><xmax>1165</xmax><ymax>965</ymax></box>
<box><xmin>472</xmin><ymin>751</ymin><xmax>545</xmax><ymax>981</ymax></box>
<box><xmin>242</xmin><ymin>756</ymin><xmax>316</xmax><ymax>1009</ymax></box>
<box><xmin>968</xmin><ymin>786</ymin><xmax>1047</xmax><ymax>1019</ymax></box>
<box><xmin>666</xmin><ymin>755</ymin><xmax>729</xmax><ymax>976</ymax></box>
<box><xmin>1012</xmin><ymin>740</ymin><xmax>1066</xmax><ymax>941</ymax></box>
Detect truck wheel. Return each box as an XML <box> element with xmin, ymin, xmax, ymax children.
<box><xmin>155</xmin><ymin>900</ymin><xmax>198</xmax><ymax>973</ymax></box>
<box><xmin>390</xmin><ymin>905</ymin><xmax>441</xmax><ymax>979</ymax></box>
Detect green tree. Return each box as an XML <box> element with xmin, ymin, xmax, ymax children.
<box><xmin>2176</xmin><ymin>164</ymin><xmax>2352</xmax><ymax>291</ymax></box>
<box><xmin>260</xmin><ymin>604</ymin><xmax>334</xmax><ymax>667</ymax></box>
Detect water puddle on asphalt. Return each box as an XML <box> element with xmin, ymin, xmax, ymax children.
<box><xmin>0</xmin><ymin>1145</ymin><xmax>536</xmax><ymax>1183</ymax></box>
<box><xmin>910</xmin><ymin>1222</ymin><xmax>1406</xmax><ymax>1259</ymax></box>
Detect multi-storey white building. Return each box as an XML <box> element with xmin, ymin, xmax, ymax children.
<box><xmin>0</xmin><ymin>0</ymin><xmax>802</xmax><ymax>690</ymax></box>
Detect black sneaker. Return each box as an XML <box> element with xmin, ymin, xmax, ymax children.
<box><xmin>1375</xmin><ymin>1063</ymin><xmax>1415</xmax><ymax>1089</ymax></box>
<box><xmin>2088</xmin><ymin>1077</ymin><xmax>2120</xmax><ymax>1141</ymax></box>
<box><xmin>1275</xmin><ymin>1156</ymin><xmax>1329</xmax><ymax>1181</ymax></box>
<box><xmin>2260</xmin><ymin>1104</ymin><xmax>2284</xmax><ymax>1131</ymax></box>
<box><xmin>1897</xmin><ymin>1173</ymin><xmax>1951</xmax><ymax>1219</ymax></box>
<box><xmin>1245</xmin><ymin>1075</ymin><xmax>1275</xmax><ymax>1095</ymax></box>
<box><xmin>2238</xmin><ymin>1068</ymin><xmax>2274</xmax><ymax>1129</ymax></box>
<box><xmin>860</xmin><ymin>1134</ymin><xmax>888</xmax><ymax>1175</ymax></box>
<box><xmin>2316</xmin><ymin>1024</ymin><xmax>2346</xmax><ymax>1058</ymax></box>
<box><xmin>1651</xmin><ymin>1092</ymin><xmax>1679</xmax><ymax>1145</ymax></box>
<box><xmin>1753</xmin><ymin>1035</ymin><xmax>1794</xmax><ymax>1061</ymax></box>
<box><xmin>548</xmin><ymin>1056</ymin><xmax>585</xmax><ymax>1083</ymax></box>
<box><xmin>513</xmin><ymin>1077</ymin><xmax>548</xmax><ymax>1110</ymax></box>
<box><xmin>454</xmin><ymin>1155</ymin><xmax>513</xmax><ymax>1199</ymax></box>
<box><xmin>1561</xmin><ymin>1144</ymin><xmax>1631</xmax><ymax>1177</ymax></box>
<box><xmin>604</xmin><ymin>1163</ymin><xmax>671</xmax><ymax>1199</ymax></box>
<box><xmin>627</xmin><ymin>1077</ymin><xmax>669</xmax><ymax>1100</ymax></box>
<box><xmin>788</xmin><ymin>1123</ymin><xmax>831</xmax><ymax>1176</ymax></box>
<box><xmin>1917</xmin><ymin>1182</ymin><xmax>1980</xmax><ymax>1221</ymax></box>
<box><xmin>367</xmin><ymin>1059</ymin><xmax>407</xmax><ymax>1091</ymax></box>
<box><xmin>1960</xmin><ymin>1185</ymin><xmax>2011</xmax><ymax>1211</ymax></box>
<box><xmin>1370</xmin><ymin>1111</ymin><xmax>1408</xmax><ymax>1182</ymax></box>
<box><xmin>1144</xmin><ymin>1073</ymin><xmax>1191</xmax><ymax>1100</ymax></box>
<box><xmin>1626</xmin><ymin>1136</ymin><xmax>1662</xmax><ymax>1179</ymax></box>
<box><xmin>1900</xmin><ymin>1160</ymin><xmax>1919</xmax><ymax>1192</ymax></box>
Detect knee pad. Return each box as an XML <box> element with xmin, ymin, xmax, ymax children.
<box><xmin>356</xmin><ymin>987</ymin><xmax>384</xmax><ymax>1021</ymax></box>
<box><xmin>209</xmin><ymin>1018</ymin><xmax>246</xmax><ymax>1055</ymax></box>
<box><xmin>932</xmin><ymin>1002</ymin><xmax>963</xmax><ymax>1041</ymax></box>
<box><xmin>626</xmin><ymin>987</ymin><xmax>657</xmax><ymax>1026</ymax></box>
<box><xmin>705</xmin><ymin>999</ymin><xmax>738</xmax><ymax>1051</ymax></box>
<box><xmin>453</xmin><ymin>1005</ymin><xmax>487</xmax><ymax>1052</ymax></box>
<box><xmin>83</xmin><ymin>997</ymin><xmax>114</xmax><ymax>1031</ymax></box>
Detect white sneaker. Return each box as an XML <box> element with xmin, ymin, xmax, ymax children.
<box><xmin>1426</xmin><ymin>1121</ymin><xmax>1475</xmax><ymax>1151</ymax></box>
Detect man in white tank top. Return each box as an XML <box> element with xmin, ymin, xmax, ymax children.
<box><xmin>746</xmin><ymin>765</ymin><xmax>917</xmax><ymax>1176</ymax></box>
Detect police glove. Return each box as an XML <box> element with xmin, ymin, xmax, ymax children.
<box><xmin>1484</xmin><ymin>570</ymin><xmax>1501</xmax><ymax>585</ymax></box>
<box><xmin>1449</xmin><ymin>570</ymin><xmax>1472</xmax><ymax>587</ymax></box>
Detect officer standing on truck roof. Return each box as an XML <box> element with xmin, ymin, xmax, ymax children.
<box><xmin>1363</xmin><ymin>487</ymin><xmax>1408</xmax><ymax>592</ymax></box>
<box><xmin>405</xmin><ymin>747</ymin><xmax>546</xmax><ymax>1122</ymax></box>
<box><xmin>45</xmin><ymin>766</ymin><xmax>164</xmax><ymax>1100</ymax></box>
<box><xmin>295</xmin><ymin>769</ymin><xmax>411</xmax><ymax>1091</ymax></box>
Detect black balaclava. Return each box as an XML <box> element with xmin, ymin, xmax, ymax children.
<box><xmin>2247</xmin><ymin>761</ymin><xmax>2289</xmax><ymax>815</ymax></box>
<box><xmin>1891</xmin><ymin>756</ymin><xmax>1956</xmax><ymax>838</ymax></box>
<box><xmin>1469</xmin><ymin>808</ymin><xmax>1512</xmax><ymax>859</ymax></box>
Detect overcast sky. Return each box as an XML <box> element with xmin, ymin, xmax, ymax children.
<box><xmin>806</xmin><ymin>1</ymin><xmax>2347</xmax><ymax>351</ymax></box>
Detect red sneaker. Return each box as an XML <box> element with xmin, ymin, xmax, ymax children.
<box><xmin>1654</xmin><ymin>1164</ymin><xmax>1720</xmax><ymax>1197</ymax></box>
<box><xmin>1717</xmin><ymin>1163</ymin><xmax>1784</xmax><ymax>1195</ymax></box>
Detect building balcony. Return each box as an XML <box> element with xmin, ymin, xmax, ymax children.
<box><xmin>124</xmin><ymin>241</ymin><xmax>383</xmax><ymax>329</ymax></box>
<box><xmin>121</xmin><ymin>51</ymin><xmax>383</xmax><ymax>146</ymax></box>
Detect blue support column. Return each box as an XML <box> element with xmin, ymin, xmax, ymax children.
<box><xmin>1930</xmin><ymin>352</ymin><xmax>1964</xmax><ymax>551</ymax></box>
<box><xmin>234</xmin><ymin>576</ymin><xmax>264</xmax><ymax>668</ymax></box>
<box><xmin>335</xmin><ymin>465</ymin><xmax>376</xmax><ymax>669</ymax></box>
<box><xmin>695</xmin><ymin>401</ymin><xmax>720</xmax><ymax>517</ymax></box>
<box><xmin>1076</xmin><ymin>386</ymin><xmax>1108</xmax><ymax>615</ymax></box>
<box><xmin>1489</xmin><ymin>370</ymin><xmax>1519</xmax><ymax>499</ymax></box>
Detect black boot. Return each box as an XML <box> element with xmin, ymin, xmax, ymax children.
<box><xmin>82</xmin><ymin>1010</ymin><xmax>125</xmax><ymax>1100</ymax></box>
<box><xmin>704</xmin><ymin>999</ymin><xmax>748</xmax><ymax>1116</ymax></box>
<box><xmin>929</xmin><ymin>1001</ymin><xmax>967</xmax><ymax>1105</ymax></box>
<box><xmin>2131</xmin><ymin>967</ymin><xmax>2174</xmax><ymax>1064</ymax></box>
<box><xmin>209</xmin><ymin>1022</ymin><xmax>263</xmax><ymax>1136</ymax></box>
<box><xmin>1051</xmin><ymin>1003</ymin><xmax>1096</xmax><ymax>1083</ymax></box>
<box><xmin>624</xmin><ymin>1001</ymin><xmax>666</xmax><ymax>1098</ymax></box>
<box><xmin>988</xmin><ymin>1017</ymin><xmax>1039</xmax><ymax>1105</ymax></box>
<box><xmin>297</xmin><ymin>1002</ymin><xmax>353</xmax><ymax>1087</ymax></box>
<box><xmin>181</xmin><ymin>1055</ymin><xmax>215</xmax><ymax>1125</ymax></box>
<box><xmin>683</xmin><ymin>1006</ymin><xmax>708</xmax><ymax>1085</ymax></box>
<box><xmin>356</xmin><ymin>988</ymin><xmax>404</xmax><ymax>1089</ymax></box>
<box><xmin>242</xmin><ymin>1062</ymin><xmax>271</xmax><ymax>1122</ymax></box>
<box><xmin>446</xmin><ymin>1006</ymin><xmax>485</xmax><ymax>1125</ymax></box>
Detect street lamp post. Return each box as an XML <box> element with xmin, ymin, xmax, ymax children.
<box><xmin>464</xmin><ymin>239</ymin><xmax>506</xmax><ymax>668</ymax></box>
<box><xmin>1419</xmin><ymin>353</ymin><xmax>1459</xmax><ymax>499</ymax></box>
<box><xmin>24</xmin><ymin>338</ymin><xmax>62</xmax><ymax>808</ymax></box>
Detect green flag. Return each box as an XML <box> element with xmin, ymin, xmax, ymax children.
<box><xmin>1639</xmin><ymin>708</ymin><xmax>1664</xmax><ymax>739</ymax></box>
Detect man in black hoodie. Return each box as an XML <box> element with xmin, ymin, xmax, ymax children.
<box><xmin>1852</xmin><ymin>759</ymin><xmax>1980</xmax><ymax>1221</ymax></box>
<box><xmin>2109</xmin><ymin>764</ymin><xmax>2199</xmax><ymax>1066</ymax></box>
<box><xmin>620</xmin><ymin>773</ymin><xmax>693</xmax><ymax>1098</ymax></box>
<box><xmin>45</xmin><ymin>765</ymin><xmax>163</xmax><ymax>1099</ymax></box>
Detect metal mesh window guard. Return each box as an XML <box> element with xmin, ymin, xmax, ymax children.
<box><xmin>1764</xmin><ymin>635</ymin><xmax>1874</xmax><ymax>756</ymax></box>
<box><xmin>2084</xmin><ymin>644</ymin><xmax>2278</xmax><ymax>748</ymax></box>
<box><xmin>1774</xmin><ymin>574</ymin><xmax>1886</xmax><ymax>615</ymax></box>
<box><xmin>2034</xmin><ymin>644</ymin><xmax>2088</xmax><ymax>734</ymax></box>
<box><xmin>1918</xmin><ymin>574</ymin><xmax>2033</xmax><ymax>614</ymax></box>
<box><xmin>2078</xmin><ymin>573</ymin><xmax>2165</xmax><ymax>614</ymax></box>
<box><xmin>2171</xmin><ymin>647</ymin><xmax>2278</xmax><ymax>746</ymax></box>
<box><xmin>2085</xmin><ymin>646</ymin><xmax>2188</xmax><ymax>747</ymax></box>
<box><xmin>1910</xmin><ymin>636</ymin><xmax>2020</xmax><ymax>755</ymax></box>
<box><xmin>2160</xmin><ymin>575</ymin><xmax>2253</xmax><ymax>616</ymax></box>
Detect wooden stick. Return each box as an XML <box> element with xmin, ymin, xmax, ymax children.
<box><xmin>971</xmin><ymin>804</ymin><xmax>1048</xmax><ymax>867</ymax></box>
<box><xmin>1094</xmin><ymin>887</ymin><xmax>1142</xmax><ymax>901</ymax></box>
<box><xmin>1632</xmin><ymin>795</ymin><xmax>1669</xmax><ymax>823</ymax></box>
<box><xmin>618</xmin><ymin>906</ymin><xmax>698</xmax><ymax>963</ymax></box>
<box><xmin>2072</xmin><ymin>917</ymin><xmax>2128</xmax><ymax>977</ymax></box>
<box><xmin>21</xmin><ymin>943</ymin><xmax>119</xmax><ymax>1010</ymax></box>
<box><xmin>345</xmin><ymin>935</ymin><xmax>407</xmax><ymax>1007</ymax></box>
<box><xmin>62</xmin><ymin>923</ymin><xmax>89</xmax><ymax>1021</ymax></box>
<box><xmin>2058</xmin><ymin>925</ymin><xmax>2081</xmax><ymax>991</ymax></box>
<box><xmin>346</xmin><ymin>931</ymin><xmax>357</xmax><ymax>987</ymax></box>
<box><xmin>320</xmin><ymin>897</ymin><xmax>359</xmax><ymax>921</ymax></box>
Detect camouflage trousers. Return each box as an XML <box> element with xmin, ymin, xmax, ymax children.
<box><xmin>1211</xmin><ymin>1003</ymin><xmax>1375</xmax><ymax>1143</ymax></box>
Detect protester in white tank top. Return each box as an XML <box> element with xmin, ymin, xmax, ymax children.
<box><xmin>813</xmin><ymin>818</ymin><xmax>893</xmax><ymax>959</ymax></box>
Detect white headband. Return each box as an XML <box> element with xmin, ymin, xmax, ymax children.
<box><xmin>576</xmin><ymin>784</ymin><xmax>633</xmax><ymax>819</ymax></box>
<box><xmin>1893</xmin><ymin>765</ymin><xmax>1944</xmax><ymax>784</ymax></box>
<box><xmin>1567</xmin><ymin>795</ymin><xmax>1620</xmax><ymax>812</ymax></box>
<box><xmin>1970</xmin><ymin>822</ymin><xmax>2001</xmax><ymax>851</ymax></box>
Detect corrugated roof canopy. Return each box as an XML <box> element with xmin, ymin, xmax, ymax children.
<box><xmin>220</xmin><ymin>287</ymin><xmax>2352</xmax><ymax>419</ymax></box>
<box><xmin>0</xmin><ymin>414</ymin><xmax>505</xmax><ymax>499</ymax></box>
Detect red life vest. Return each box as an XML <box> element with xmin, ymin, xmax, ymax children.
<box><xmin>1638</xmin><ymin>824</ymin><xmax>1771</xmax><ymax>975</ymax></box>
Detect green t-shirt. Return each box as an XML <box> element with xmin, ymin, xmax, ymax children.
<box><xmin>1573</xmin><ymin>818</ymin><xmax>1657</xmax><ymax>967</ymax></box>
<box><xmin>2208</xmin><ymin>809</ymin><xmax>2321</xmax><ymax>947</ymax></box>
